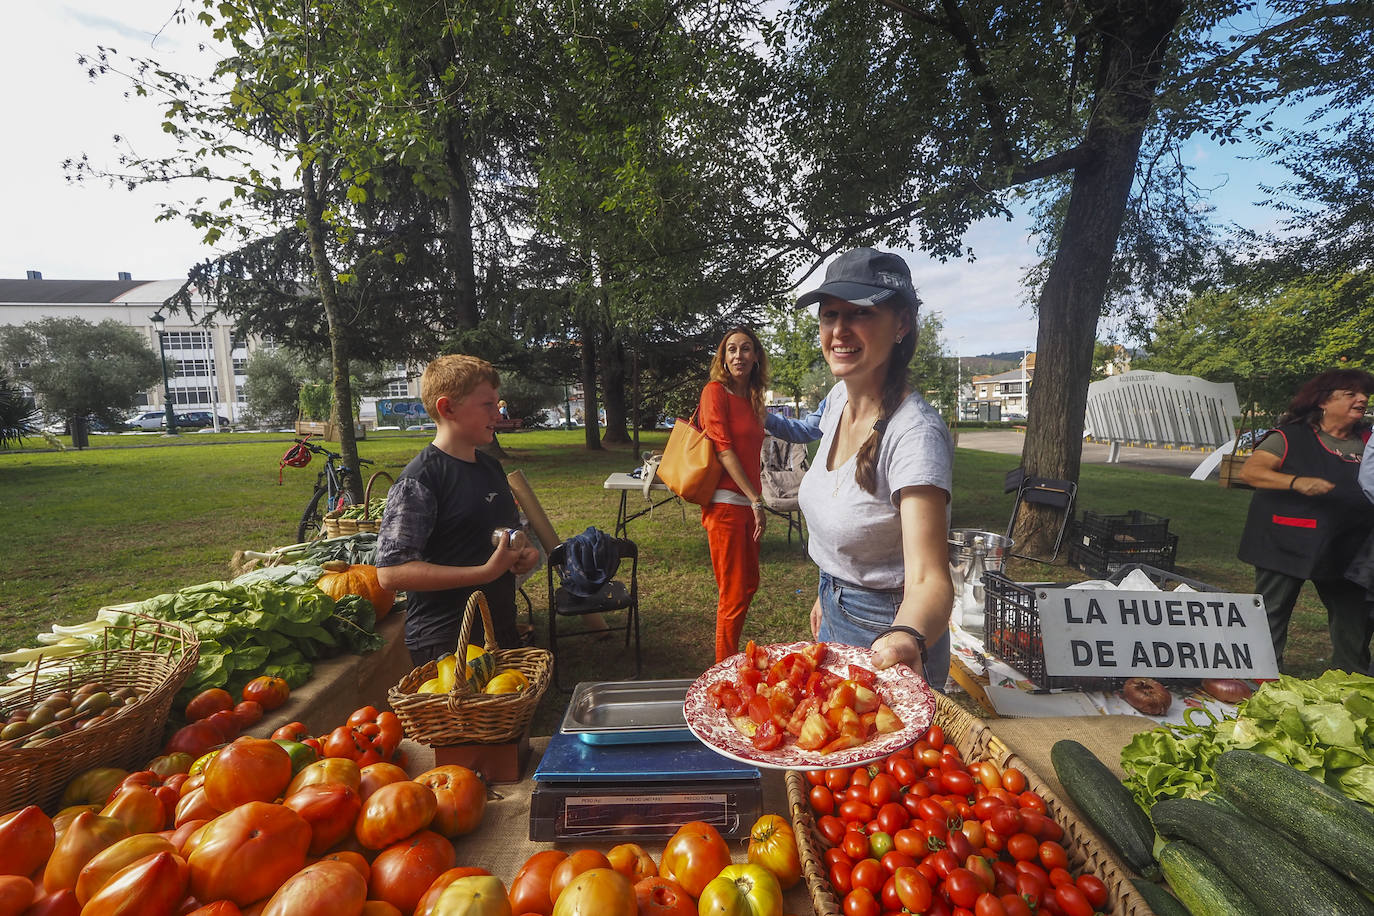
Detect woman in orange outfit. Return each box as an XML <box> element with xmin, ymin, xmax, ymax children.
<box><xmin>698</xmin><ymin>326</ymin><xmax>770</xmax><ymax>662</ymax></box>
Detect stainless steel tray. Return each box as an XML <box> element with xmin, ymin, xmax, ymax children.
<box><xmin>560</xmin><ymin>679</ymin><xmax>694</xmax><ymax>744</ymax></box>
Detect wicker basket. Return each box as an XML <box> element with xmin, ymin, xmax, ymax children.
<box><xmin>786</xmin><ymin>694</ymin><xmax>1155</xmax><ymax>916</ymax></box>
<box><xmin>324</xmin><ymin>470</ymin><xmax>395</xmax><ymax>538</ymax></box>
<box><xmin>388</xmin><ymin>591</ymin><xmax>551</xmax><ymax>746</ymax></box>
<box><xmin>0</xmin><ymin>614</ymin><xmax>199</xmax><ymax>813</ymax></box>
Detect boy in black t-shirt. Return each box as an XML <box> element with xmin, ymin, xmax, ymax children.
<box><xmin>376</xmin><ymin>355</ymin><xmax>540</xmax><ymax>666</ymax></box>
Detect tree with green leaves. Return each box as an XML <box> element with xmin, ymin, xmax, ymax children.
<box><xmin>0</xmin><ymin>370</ymin><xmax>39</xmax><ymax>449</ymax></box>
<box><xmin>764</xmin><ymin>301</ymin><xmax>824</xmax><ymax>411</ymax></box>
<box><xmin>764</xmin><ymin>0</ymin><xmax>1371</xmax><ymax>553</ymax></box>
<box><xmin>0</xmin><ymin>318</ymin><xmax>159</xmax><ymax>445</ymax></box>
<box><xmin>242</xmin><ymin>348</ymin><xmax>303</xmax><ymax>428</ymax></box>
<box><xmin>1140</xmin><ymin>271</ymin><xmax>1374</xmax><ymax>424</ymax></box>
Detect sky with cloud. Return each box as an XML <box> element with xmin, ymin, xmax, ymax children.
<box><xmin>3</xmin><ymin>2</ymin><xmax>1294</xmax><ymax>357</ymax></box>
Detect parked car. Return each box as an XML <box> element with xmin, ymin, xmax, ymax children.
<box><xmin>179</xmin><ymin>411</ymin><xmax>231</xmax><ymax>429</ymax></box>
<box><xmin>128</xmin><ymin>410</ymin><xmax>173</xmax><ymax>431</ymax></box>
<box><xmin>1236</xmin><ymin>428</ymin><xmax>1272</xmax><ymax>450</ymax></box>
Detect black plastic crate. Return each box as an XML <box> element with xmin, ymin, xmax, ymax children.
<box><xmin>982</xmin><ymin>562</ymin><xmax>1211</xmax><ymax>689</ymax></box>
<box><xmin>1068</xmin><ymin>532</ymin><xmax>1179</xmax><ymax>578</ymax></box>
<box><xmin>1074</xmin><ymin>510</ymin><xmax>1171</xmax><ymax>552</ymax></box>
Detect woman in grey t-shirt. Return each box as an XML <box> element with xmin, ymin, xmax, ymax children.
<box><xmin>794</xmin><ymin>248</ymin><xmax>955</xmax><ymax>689</ymax></box>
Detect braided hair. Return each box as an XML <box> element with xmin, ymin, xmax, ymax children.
<box><xmin>853</xmin><ymin>303</ymin><xmax>920</xmax><ymax>495</ymax></box>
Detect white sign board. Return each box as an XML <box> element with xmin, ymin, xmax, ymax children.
<box><xmin>1038</xmin><ymin>588</ymin><xmax>1279</xmax><ymax>679</ymax></box>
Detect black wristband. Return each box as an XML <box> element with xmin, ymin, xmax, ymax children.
<box><xmin>873</xmin><ymin>625</ymin><xmax>928</xmax><ymax>664</ymax></box>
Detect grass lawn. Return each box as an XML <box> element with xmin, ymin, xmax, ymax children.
<box><xmin>1</xmin><ymin>430</ymin><xmax>1340</xmax><ymax>735</ymax></box>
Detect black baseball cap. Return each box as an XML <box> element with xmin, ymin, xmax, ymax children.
<box><xmin>795</xmin><ymin>247</ymin><xmax>920</xmax><ymax>314</ymax></box>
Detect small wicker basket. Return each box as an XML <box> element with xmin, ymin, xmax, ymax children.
<box><xmin>786</xmin><ymin>694</ymin><xmax>1154</xmax><ymax>916</ymax></box>
<box><xmin>324</xmin><ymin>470</ymin><xmax>395</xmax><ymax>538</ymax></box>
<box><xmin>0</xmin><ymin>614</ymin><xmax>199</xmax><ymax>813</ymax></box>
<box><xmin>389</xmin><ymin>591</ymin><xmax>551</xmax><ymax>746</ymax></box>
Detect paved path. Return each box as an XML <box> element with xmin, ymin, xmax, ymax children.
<box><xmin>956</xmin><ymin>429</ymin><xmax>1214</xmax><ymax>478</ymax></box>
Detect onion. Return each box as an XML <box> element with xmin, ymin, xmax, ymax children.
<box><xmin>1122</xmin><ymin>677</ymin><xmax>1172</xmax><ymax>715</ymax></box>
<box><xmin>1201</xmin><ymin>678</ymin><xmax>1253</xmax><ymax>704</ymax></box>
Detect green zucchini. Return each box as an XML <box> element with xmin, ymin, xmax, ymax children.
<box><xmin>1215</xmin><ymin>747</ymin><xmax>1374</xmax><ymax>895</ymax></box>
<box><xmin>1158</xmin><ymin>841</ymin><xmax>1260</xmax><ymax>916</ymax></box>
<box><xmin>1130</xmin><ymin>879</ymin><xmax>1191</xmax><ymax>916</ymax></box>
<box><xmin>1050</xmin><ymin>739</ymin><xmax>1159</xmax><ymax>879</ymax></box>
<box><xmin>1151</xmin><ymin>796</ymin><xmax>1374</xmax><ymax>916</ymax></box>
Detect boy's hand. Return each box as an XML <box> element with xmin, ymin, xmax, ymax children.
<box><xmin>483</xmin><ymin>533</ymin><xmax>523</xmax><ymax>578</ymax></box>
<box><xmin>511</xmin><ymin>544</ymin><xmax>540</xmax><ymax>576</ymax></box>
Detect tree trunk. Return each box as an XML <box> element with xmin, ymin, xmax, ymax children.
<box><xmin>602</xmin><ymin>329</ymin><xmax>630</xmax><ymax>445</ymax></box>
<box><xmin>1017</xmin><ymin>0</ymin><xmax>1185</xmax><ymax>557</ymax></box>
<box><xmin>443</xmin><ymin>115</ymin><xmax>479</xmax><ymax>331</ymax></box>
<box><xmin>297</xmin><ymin>112</ymin><xmax>363</xmax><ymax>503</ymax></box>
<box><xmin>579</xmin><ymin>317</ymin><xmax>602</xmax><ymax>451</ymax></box>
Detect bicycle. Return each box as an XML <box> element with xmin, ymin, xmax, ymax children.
<box><xmin>281</xmin><ymin>437</ymin><xmax>374</xmax><ymax>543</ymax></box>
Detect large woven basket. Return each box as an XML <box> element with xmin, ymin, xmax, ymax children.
<box><xmin>389</xmin><ymin>591</ymin><xmax>551</xmax><ymax>745</ymax></box>
<box><xmin>0</xmin><ymin>614</ymin><xmax>199</xmax><ymax>813</ymax></box>
<box><xmin>324</xmin><ymin>470</ymin><xmax>395</xmax><ymax>538</ymax></box>
<box><xmin>786</xmin><ymin>694</ymin><xmax>1154</xmax><ymax>916</ymax></box>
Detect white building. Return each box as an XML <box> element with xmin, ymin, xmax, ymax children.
<box><xmin>0</xmin><ymin>273</ymin><xmax>259</xmax><ymax>421</ymax></box>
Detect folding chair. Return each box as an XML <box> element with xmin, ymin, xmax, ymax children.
<box><xmin>1003</xmin><ymin>467</ymin><xmax>1077</xmax><ymax>562</ymax></box>
<box><xmin>760</xmin><ymin>436</ymin><xmax>808</xmax><ymax>546</ymax></box>
<box><xmin>546</xmin><ymin>536</ymin><xmax>641</xmax><ymax>691</ymax></box>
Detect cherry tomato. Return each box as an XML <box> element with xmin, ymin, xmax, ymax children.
<box><xmin>868</xmin><ymin>831</ymin><xmax>894</xmax><ymax>859</ymax></box>
<box><xmin>990</xmin><ymin>806</ymin><xmax>1023</xmax><ymax>837</ymax></box>
<box><xmin>973</xmin><ymin>797</ymin><xmax>1004</xmax><ymax>820</ymax></box>
<box><xmin>843</xmin><ymin>886</ymin><xmax>880</xmax><ymax>916</ymax></box>
<box><xmin>1039</xmin><ymin>840</ymin><xmax>1069</xmax><ymax>871</ymax></box>
<box><xmin>810</xmin><ymin>784</ymin><xmax>835</xmax><ymax>815</ymax></box>
<box><xmin>1001</xmin><ymin>768</ymin><xmax>1027</xmax><ymax>794</ymax></box>
<box><xmin>840</xmin><ymin>800</ymin><xmax>875</xmax><ymax>823</ymax></box>
<box><xmin>945</xmin><ymin>828</ymin><xmax>974</xmax><ymax>861</ymax></box>
<box><xmin>983</xmin><ymin>826</ymin><xmax>1006</xmax><ymax>854</ymax></box>
<box><xmin>1014</xmin><ymin>861</ymin><xmax>1050</xmax><ymax>886</ymax></box>
<box><xmin>818</xmin><ymin>814</ymin><xmax>846</xmax><ymax>845</ymax></box>
<box><xmin>992</xmin><ymin>860</ymin><xmax>1019</xmax><ymax>894</ymax></box>
<box><xmin>1006</xmin><ymin>833</ymin><xmax>1039</xmax><ymax>862</ymax></box>
<box><xmin>973</xmin><ymin>760</ymin><xmax>1002</xmax><ymax>790</ymax></box>
<box><xmin>826</xmin><ymin>769</ymin><xmax>851</xmax><ymax>791</ymax></box>
<box><xmin>825</xmin><ymin>847</ymin><xmax>853</xmax><ymax>869</ymax></box>
<box><xmin>965</xmin><ymin>855</ymin><xmax>996</xmax><ymax>893</ymax></box>
<box><xmin>843</xmin><ymin>830</ymin><xmax>871</xmax><ymax>860</ymax></box>
<box><xmin>806</xmin><ymin>769</ymin><xmax>827</xmax><ymax>787</ymax></box>
<box><xmin>846</xmin><ymin>784</ymin><xmax>870</xmax><ymax>804</ymax></box>
<box><xmin>876</xmin><ymin>801</ymin><xmax>908</xmax><ymax>835</ymax></box>
<box><xmin>926</xmin><ymin>849</ymin><xmax>958</xmax><ymax>879</ymax></box>
<box><xmin>1017</xmin><ymin>791</ymin><xmax>1047</xmax><ymax>814</ymax></box>
<box><xmin>961</xmin><ymin>819</ymin><xmax>986</xmax><ymax>849</ymax></box>
<box><xmin>893</xmin><ymin>866</ymin><xmax>933</xmax><ymax>912</ymax></box>
<box><xmin>1048</xmin><ymin>866</ymin><xmax>1073</xmax><ymax>887</ymax></box>
<box><xmin>1054</xmin><ymin>884</ymin><xmax>1094</xmax><ymax>916</ymax></box>
<box><xmin>851</xmin><ymin>857</ymin><xmax>885</xmax><ymax>895</ymax></box>
<box><xmin>891</xmin><ymin>756</ymin><xmax>918</xmax><ymax>787</ymax></box>
<box><xmin>1076</xmin><ymin>873</ymin><xmax>1109</xmax><ymax>908</ymax></box>
<box><xmin>917</xmin><ymin>797</ymin><xmax>948</xmax><ymax>824</ymax></box>
<box><xmin>851</xmin><ymin>768</ymin><xmax>873</xmax><ymax>789</ymax></box>
<box><xmin>881</xmin><ymin>850</ymin><xmax>917</xmax><ymax>875</ymax></box>
<box><xmin>919</xmin><ymin>747</ymin><xmax>943</xmax><ymax>767</ymax></box>
<box><xmin>1014</xmin><ymin>872</ymin><xmax>1045</xmax><ymax>906</ymax></box>
<box><xmin>869</xmin><ymin>773</ymin><xmax>899</xmax><ymax>806</ymax></box>
<box><xmin>830</xmin><ymin>860</ymin><xmax>854</xmax><ymax>896</ymax></box>
<box><xmin>975</xmin><ymin>895</ymin><xmax>1008</xmax><ymax>916</ymax></box>
<box><xmin>946</xmin><ymin>868</ymin><xmax>982</xmax><ymax>908</ymax></box>
<box><xmin>1001</xmin><ymin>894</ymin><xmax>1034</xmax><ymax>916</ymax></box>
<box><xmin>926</xmin><ymin>724</ymin><xmax>945</xmax><ymax>749</ymax></box>
<box><xmin>894</xmin><ymin>827</ymin><xmax>925</xmax><ymax>858</ymax></box>
<box><xmin>943</xmin><ymin>769</ymin><xmax>976</xmax><ymax>796</ymax></box>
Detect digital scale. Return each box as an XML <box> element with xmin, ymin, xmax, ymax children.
<box><xmin>528</xmin><ymin>680</ymin><xmax>763</xmax><ymax>842</ymax></box>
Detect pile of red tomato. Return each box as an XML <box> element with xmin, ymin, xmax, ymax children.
<box><xmin>805</xmin><ymin>725</ymin><xmax>1110</xmax><ymax>916</ymax></box>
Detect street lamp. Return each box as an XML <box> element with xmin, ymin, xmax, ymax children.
<box><xmin>149</xmin><ymin>309</ymin><xmax>178</xmax><ymax>435</ymax></box>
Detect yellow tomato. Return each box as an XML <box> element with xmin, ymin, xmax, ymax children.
<box><xmin>432</xmin><ymin>874</ymin><xmax>511</xmax><ymax>916</ymax></box>
<box><xmin>746</xmin><ymin>814</ymin><xmax>801</xmax><ymax>890</ymax></box>
<box><xmin>697</xmin><ymin>864</ymin><xmax>783</xmax><ymax>916</ymax></box>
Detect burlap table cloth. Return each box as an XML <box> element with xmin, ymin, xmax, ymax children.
<box><xmin>403</xmin><ymin>736</ymin><xmax>816</xmax><ymax>914</ymax></box>
<box><xmin>985</xmin><ymin>714</ymin><xmax>1153</xmax><ymax>797</ymax></box>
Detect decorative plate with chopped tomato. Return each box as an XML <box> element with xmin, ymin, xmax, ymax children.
<box><xmin>683</xmin><ymin>641</ymin><xmax>936</xmax><ymax>770</ymax></box>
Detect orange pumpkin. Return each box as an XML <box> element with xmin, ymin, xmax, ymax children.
<box><xmin>316</xmin><ymin>561</ymin><xmax>395</xmax><ymax>619</ymax></box>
